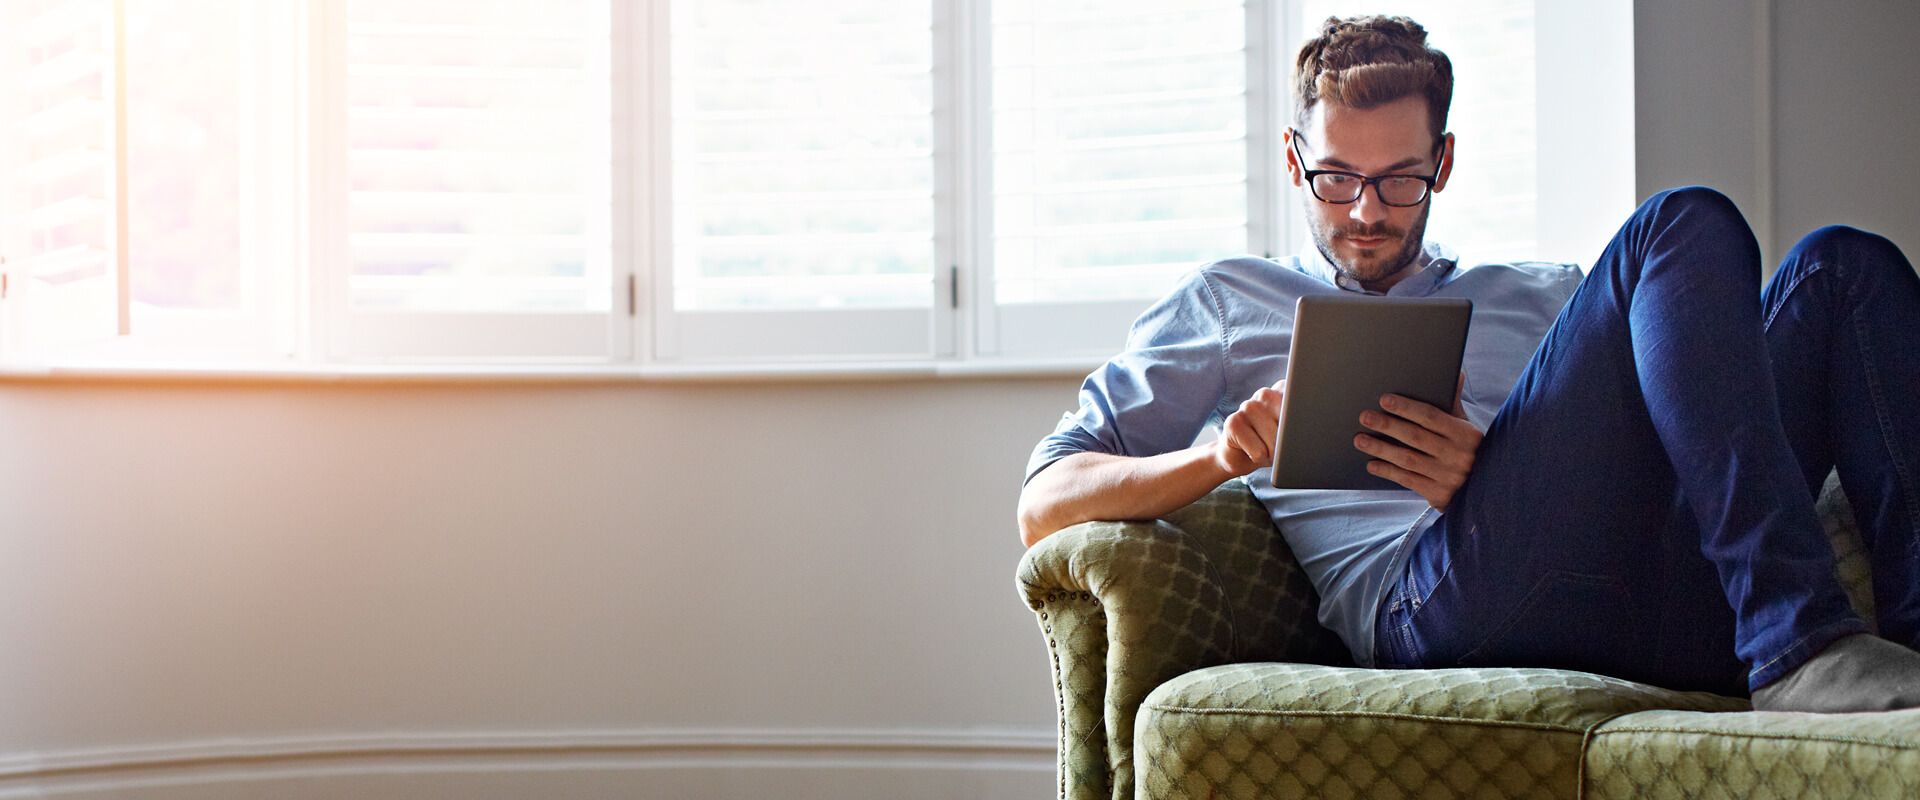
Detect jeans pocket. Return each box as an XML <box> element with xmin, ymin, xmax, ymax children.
<box><xmin>1457</xmin><ymin>571</ymin><xmax>1637</xmax><ymax>670</ymax></box>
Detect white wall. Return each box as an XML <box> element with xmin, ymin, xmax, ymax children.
<box><xmin>0</xmin><ymin>377</ymin><xmax>1072</xmax><ymax>797</ymax></box>
<box><xmin>4</xmin><ymin>3</ymin><xmax>1919</xmax><ymax>797</ymax></box>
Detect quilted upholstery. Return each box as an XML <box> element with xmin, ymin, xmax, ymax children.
<box><xmin>1138</xmin><ymin>664</ymin><xmax>1745</xmax><ymax>800</ymax></box>
<box><xmin>1018</xmin><ymin>480</ymin><xmax>1347</xmax><ymax>799</ymax></box>
<box><xmin>1821</xmin><ymin>470</ymin><xmax>1878</xmax><ymax>629</ymax></box>
<box><xmin>1584</xmin><ymin>709</ymin><xmax>1920</xmax><ymax>799</ymax></box>
<box><xmin>1017</xmin><ymin>473</ymin><xmax>1920</xmax><ymax>800</ymax></box>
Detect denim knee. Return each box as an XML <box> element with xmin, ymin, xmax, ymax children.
<box><xmin>1631</xmin><ymin>186</ymin><xmax>1753</xmax><ymax>248</ymax></box>
<box><xmin>1620</xmin><ymin>186</ymin><xmax>1759</xmax><ymax>284</ymax></box>
<box><xmin>1641</xmin><ymin>185</ymin><xmax>1744</xmax><ymax>227</ymax></box>
<box><xmin>1786</xmin><ymin>225</ymin><xmax>1913</xmax><ymax>278</ymax></box>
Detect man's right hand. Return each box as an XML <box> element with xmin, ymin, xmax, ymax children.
<box><xmin>1018</xmin><ymin>380</ymin><xmax>1287</xmax><ymax>547</ymax></box>
<box><xmin>1213</xmin><ymin>380</ymin><xmax>1286</xmax><ymax>476</ymax></box>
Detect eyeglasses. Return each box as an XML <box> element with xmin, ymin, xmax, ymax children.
<box><xmin>1288</xmin><ymin>129</ymin><xmax>1442</xmax><ymax>207</ymax></box>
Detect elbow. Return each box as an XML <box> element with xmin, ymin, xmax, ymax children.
<box><xmin>1017</xmin><ymin>496</ymin><xmax>1047</xmax><ymax>549</ymax></box>
<box><xmin>1016</xmin><ymin>487</ymin><xmax>1060</xmax><ymax>549</ymax></box>
<box><xmin>1018</xmin><ymin>453</ymin><xmax>1089</xmax><ymax>548</ymax></box>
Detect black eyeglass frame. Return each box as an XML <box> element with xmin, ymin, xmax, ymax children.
<box><xmin>1287</xmin><ymin>128</ymin><xmax>1446</xmax><ymax>208</ymax></box>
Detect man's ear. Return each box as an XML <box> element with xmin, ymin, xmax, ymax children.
<box><xmin>1283</xmin><ymin>128</ymin><xmax>1304</xmax><ymax>187</ymax></box>
<box><xmin>1433</xmin><ymin>132</ymin><xmax>1456</xmax><ymax>193</ymax></box>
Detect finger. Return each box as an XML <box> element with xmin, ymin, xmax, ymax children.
<box><xmin>1452</xmin><ymin>371</ymin><xmax>1467</xmax><ymax>419</ymax></box>
<box><xmin>1367</xmin><ymin>454</ymin><xmax>1460</xmax><ymax>511</ymax></box>
<box><xmin>1359</xmin><ymin>409</ymin><xmax>1448</xmax><ymax>458</ymax></box>
<box><xmin>1364</xmin><ymin>414</ymin><xmax>1481</xmax><ymax>481</ymax></box>
<box><xmin>1366</xmin><ymin>458</ymin><xmax>1443</xmax><ymax>504</ymax></box>
<box><xmin>1359</xmin><ymin>430</ymin><xmax>1476</xmax><ymax>494</ymax></box>
<box><xmin>1223</xmin><ymin>413</ymin><xmax>1270</xmax><ymax>462</ymax></box>
<box><xmin>1381</xmin><ymin>394</ymin><xmax>1478</xmax><ymax>442</ymax></box>
<box><xmin>1354</xmin><ymin>432</ymin><xmax>1438</xmax><ymax>477</ymax></box>
<box><xmin>1238</xmin><ymin>395</ymin><xmax>1280</xmax><ymax>450</ymax></box>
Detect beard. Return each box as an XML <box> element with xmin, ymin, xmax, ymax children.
<box><xmin>1308</xmin><ymin>202</ymin><xmax>1432</xmax><ymax>290</ymax></box>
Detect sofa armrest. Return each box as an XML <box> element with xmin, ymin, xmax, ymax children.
<box><xmin>1016</xmin><ymin>480</ymin><xmax>1348</xmax><ymax>800</ymax></box>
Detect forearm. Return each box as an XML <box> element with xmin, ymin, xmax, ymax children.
<box><xmin>1017</xmin><ymin>447</ymin><xmax>1237</xmax><ymax>547</ymax></box>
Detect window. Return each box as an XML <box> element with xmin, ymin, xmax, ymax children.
<box><xmin>984</xmin><ymin>0</ymin><xmax>1261</xmax><ymax>357</ymax></box>
<box><xmin>328</xmin><ymin>0</ymin><xmax>619</xmax><ymax>360</ymax></box>
<box><xmin>656</xmin><ymin>0</ymin><xmax>939</xmax><ymax>361</ymax></box>
<box><xmin>0</xmin><ymin>0</ymin><xmax>1633</xmax><ymax>369</ymax></box>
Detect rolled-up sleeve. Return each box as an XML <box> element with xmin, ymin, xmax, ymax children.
<box><xmin>1025</xmin><ymin>270</ymin><xmax>1231</xmax><ymax>483</ymax></box>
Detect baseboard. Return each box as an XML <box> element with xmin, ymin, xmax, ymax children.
<box><xmin>0</xmin><ymin>727</ymin><xmax>1057</xmax><ymax>799</ymax></box>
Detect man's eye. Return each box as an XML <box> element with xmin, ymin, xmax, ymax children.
<box><xmin>1382</xmin><ymin>177</ymin><xmax>1420</xmax><ymax>189</ymax></box>
<box><xmin>1320</xmin><ymin>174</ymin><xmax>1357</xmax><ymax>186</ymax></box>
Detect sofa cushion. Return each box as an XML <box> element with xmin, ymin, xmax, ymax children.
<box><xmin>1135</xmin><ymin>662</ymin><xmax>1746</xmax><ymax>799</ymax></box>
<box><xmin>1584</xmin><ymin>708</ymin><xmax>1920</xmax><ymax>799</ymax></box>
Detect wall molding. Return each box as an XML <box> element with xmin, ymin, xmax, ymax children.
<box><xmin>0</xmin><ymin>727</ymin><xmax>1055</xmax><ymax>795</ymax></box>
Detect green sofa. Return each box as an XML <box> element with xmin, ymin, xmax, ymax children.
<box><xmin>1017</xmin><ymin>476</ymin><xmax>1920</xmax><ymax>799</ymax></box>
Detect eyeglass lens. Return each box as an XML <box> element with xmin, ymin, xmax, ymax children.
<box><xmin>1311</xmin><ymin>174</ymin><xmax>1430</xmax><ymax>206</ymax></box>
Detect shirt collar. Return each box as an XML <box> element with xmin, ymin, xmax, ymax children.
<box><xmin>1299</xmin><ymin>239</ymin><xmax>1459</xmax><ymax>296</ymax></box>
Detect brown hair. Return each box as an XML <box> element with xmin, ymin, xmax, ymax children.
<box><xmin>1292</xmin><ymin>15</ymin><xmax>1453</xmax><ymax>144</ymax></box>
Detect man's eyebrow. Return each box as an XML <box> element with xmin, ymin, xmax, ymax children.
<box><xmin>1314</xmin><ymin>155</ymin><xmax>1430</xmax><ymax>174</ymax></box>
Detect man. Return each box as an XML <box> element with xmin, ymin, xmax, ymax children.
<box><xmin>1017</xmin><ymin>15</ymin><xmax>1920</xmax><ymax>712</ymax></box>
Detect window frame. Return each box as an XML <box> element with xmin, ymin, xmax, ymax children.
<box><xmin>316</xmin><ymin>0</ymin><xmax>633</xmax><ymax>363</ymax></box>
<box><xmin>0</xmin><ymin>0</ymin><xmax>1635</xmax><ymax>372</ymax></box>
<box><xmin>643</xmin><ymin>0</ymin><xmax>960</xmax><ymax>365</ymax></box>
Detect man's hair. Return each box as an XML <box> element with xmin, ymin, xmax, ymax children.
<box><xmin>1292</xmin><ymin>15</ymin><xmax>1453</xmax><ymax>145</ymax></box>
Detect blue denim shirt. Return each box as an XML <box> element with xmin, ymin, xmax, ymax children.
<box><xmin>1026</xmin><ymin>242</ymin><xmax>1582</xmax><ymax>665</ymax></box>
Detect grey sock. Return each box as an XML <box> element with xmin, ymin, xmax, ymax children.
<box><xmin>1750</xmin><ymin>633</ymin><xmax>1920</xmax><ymax>713</ymax></box>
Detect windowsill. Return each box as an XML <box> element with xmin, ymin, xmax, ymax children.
<box><xmin>0</xmin><ymin>356</ymin><xmax>1103</xmax><ymax>386</ymax></box>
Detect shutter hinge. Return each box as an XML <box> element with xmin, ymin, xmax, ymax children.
<box><xmin>948</xmin><ymin>264</ymin><xmax>959</xmax><ymax>310</ymax></box>
<box><xmin>627</xmin><ymin>273</ymin><xmax>637</xmax><ymax>316</ymax></box>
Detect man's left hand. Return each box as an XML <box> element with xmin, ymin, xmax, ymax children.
<box><xmin>1354</xmin><ymin>375</ymin><xmax>1482</xmax><ymax>510</ymax></box>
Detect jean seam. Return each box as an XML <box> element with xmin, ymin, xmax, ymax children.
<box><xmin>1405</xmin><ymin>516</ymin><xmax>1452</xmax><ymax>611</ymax></box>
<box><xmin>1394</xmin><ymin>619</ymin><xmax>1416</xmax><ymax>666</ymax></box>
<box><xmin>1381</xmin><ymin>557</ymin><xmax>1437</xmax><ymax>667</ymax></box>
<box><xmin>1760</xmin><ymin>260</ymin><xmax>1818</xmax><ymax>334</ymax></box>
<box><xmin>1748</xmin><ymin>616</ymin><xmax>1872</xmax><ymax>687</ymax></box>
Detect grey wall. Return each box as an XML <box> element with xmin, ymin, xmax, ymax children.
<box><xmin>1772</xmin><ymin>0</ymin><xmax>1920</xmax><ymax>259</ymax></box>
<box><xmin>1636</xmin><ymin>0</ymin><xmax>1920</xmax><ymax>267</ymax></box>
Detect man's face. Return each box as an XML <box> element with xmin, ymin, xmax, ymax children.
<box><xmin>1287</xmin><ymin>95</ymin><xmax>1453</xmax><ymax>292</ymax></box>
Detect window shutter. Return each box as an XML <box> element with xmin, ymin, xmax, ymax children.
<box><xmin>326</xmin><ymin>0</ymin><xmax>622</xmax><ymax>361</ymax></box>
<box><xmin>980</xmin><ymin>0</ymin><xmax>1250</xmax><ymax>356</ymax></box>
<box><xmin>653</xmin><ymin>0</ymin><xmax>941</xmax><ymax>361</ymax></box>
<box><xmin>0</xmin><ymin>0</ymin><xmax>127</xmax><ymax>351</ymax></box>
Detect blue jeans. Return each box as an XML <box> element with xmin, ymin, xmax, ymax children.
<box><xmin>1374</xmin><ymin>187</ymin><xmax>1920</xmax><ymax>695</ymax></box>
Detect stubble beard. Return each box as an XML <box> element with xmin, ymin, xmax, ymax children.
<box><xmin>1309</xmin><ymin>203</ymin><xmax>1432</xmax><ymax>290</ymax></box>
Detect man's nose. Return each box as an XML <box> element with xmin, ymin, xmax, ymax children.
<box><xmin>1349</xmin><ymin>185</ymin><xmax>1390</xmax><ymax>225</ymax></box>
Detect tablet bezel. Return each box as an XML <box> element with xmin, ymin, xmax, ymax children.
<box><xmin>1269</xmin><ymin>294</ymin><xmax>1473</xmax><ymax>491</ymax></box>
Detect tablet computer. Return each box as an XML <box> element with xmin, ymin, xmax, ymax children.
<box><xmin>1269</xmin><ymin>294</ymin><xmax>1473</xmax><ymax>491</ymax></box>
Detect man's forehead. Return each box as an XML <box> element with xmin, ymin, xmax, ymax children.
<box><xmin>1299</xmin><ymin>97</ymin><xmax>1439</xmax><ymax>165</ymax></box>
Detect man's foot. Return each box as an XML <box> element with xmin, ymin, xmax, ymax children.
<box><xmin>1751</xmin><ymin>633</ymin><xmax>1920</xmax><ymax>712</ymax></box>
